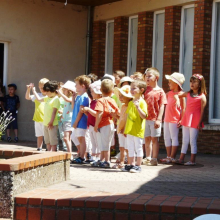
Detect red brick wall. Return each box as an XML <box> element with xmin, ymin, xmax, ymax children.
<box><xmin>136</xmin><ymin>11</ymin><xmax>154</xmax><ymax>73</ymax></box>
<box><xmin>193</xmin><ymin>0</ymin><xmax>213</xmax><ymax>123</ymax></box>
<box><xmin>90</xmin><ymin>21</ymin><xmax>106</xmax><ymax>78</ymax></box>
<box><xmin>163</xmin><ymin>6</ymin><xmax>181</xmax><ymax>92</ymax></box>
<box><xmin>113</xmin><ymin>16</ymin><xmax>128</xmax><ymax>73</ymax></box>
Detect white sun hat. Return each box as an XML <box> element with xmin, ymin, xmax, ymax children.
<box><xmin>116</xmin><ymin>85</ymin><xmax>133</xmax><ymax>99</ymax></box>
<box><xmin>62</xmin><ymin>80</ymin><xmax>76</xmax><ymax>92</ymax></box>
<box><xmin>165</xmin><ymin>72</ymin><xmax>185</xmax><ymax>90</ymax></box>
<box><xmin>102</xmin><ymin>73</ymin><xmax>115</xmax><ymax>84</ymax></box>
<box><xmin>118</xmin><ymin>76</ymin><xmax>134</xmax><ymax>88</ymax></box>
<box><xmin>90</xmin><ymin>80</ymin><xmax>102</xmax><ymax>95</ymax></box>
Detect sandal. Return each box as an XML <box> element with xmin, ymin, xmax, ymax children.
<box><xmin>184</xmin><ymin>161</ymin><xmax>196</xmax><ymax>166</ymax></box>
<box><xmin>174</xmin><ymin>159</ymin><xmax>184</xmax><ymax>165</ymax></box>
<box><xmin>112</xmin><ymin>164</ymin><xmax>124</xmax><ymax>169</ymax></box>
<box><xmin>161</xmin><ymin>158</ymin><xmax>172</xmax><ymax>164</ymax></box>
<box><xmin>160</xmin><ymin>157</ymin><xmax>171</xmax><ymax>163</ymax></box>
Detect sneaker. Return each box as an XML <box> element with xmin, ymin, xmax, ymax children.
<box><xmin>71</xmin><ymin>157</ymin><xmax>85</xmax><ymax>164</ymax></box>
<box><xmin>121</xmin><ymin>165</ymin><xmax>133</xmax><ymax>172</ymax></box>
<box><xmin>91</xmin><ymin>160</ymin><xmax>101</xmax><ymax>167</ymax></box>
<box><xmin>99</xmin><ymin>161</ymin><xmax>110</xmax><ymax>168</ymax></box>
<box><xmin>86</xmin><ymin>153</ymin><xmax>91</xmax><ymax>160</ymax></box>
<box><xmin>7</xmin><ymin>137</ymin><xmax>12</xmax><ymax>143</ymax></box>
<box><xmin>130</xmin><ymin>166</ymin><xmax>141</xmax><ymax>173</ymax></box>
<box><xmin>37</xmin><ymin>148</ymin><xmax>42</xmax><ymax>151</ymax></box>
<box><xmin>142</xmin><ymin>158</ymin><xmax>151</xmax><ymax>165</ymax></box>
<box><xmin>14</xmin><ymin>137</ymin><xmax>19</xmax><ymax>143</ymax></box>
<box><xmin>83</xmin><ymin>159</ymin><xmax>95</xmax><ymax>164</ymax></box>
<box><xmin>147</xmin><ymin>159</ymin><xmax>158</xmax><ymax>166</ymax></box>
<box><xmin>184</xmin><ymin>161</ymin><xmax>196</xmax><ymax>166</ymax></box>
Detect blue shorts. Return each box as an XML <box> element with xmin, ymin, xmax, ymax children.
<box><xmin>7</xmin><ymin>115</ymin><xmax>18</xmax><ymax>130</ymax></box>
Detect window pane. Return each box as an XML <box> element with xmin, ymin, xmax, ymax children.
<box><xmin>128</xmin><ymin>17</ymin><xmax>138</xmax><ymax>75</ymax></box>
<box><xmin>153</xmin><ymin>13</ymin><xmax>165</xmax><ymax>87</ymax></box>
<box><xmin>105</xmin><ymin>22</ymin><xmax>114</xmax><ymax>75</ymax></box>
<box><xmin>213</xmin><ymin>3</ymin><xmax>220</xmax><ymax>118</ymax></box>
<box><xmin>181</xmin><ymin>7</ymin><xmax>194</xmax><ymax>91</ymax></box>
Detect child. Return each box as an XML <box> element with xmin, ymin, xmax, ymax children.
<box><xmin>57</xmin><ymin>81</ymin><xmax>76</xmax><ymax>154</ymax></box>
<box><xmin>174</xmin><ymin>74</ymin><xmax>207</xmax><ymax>166</ymax></box>
<box><xmin>118</xmin><ymin>76</ymin><xmax>133</xmax><ymax>88</ymax></box>
<box><xmin>123</xmin><ymin>80</ymin><xmax>148</xmax><ymax>173</ymax></box>
<box><xmin>32</xmin><ymin>81</ymin><xmax>60</xmax><ymax>151</ymax></box>
<box><xmin>82</xmin><ymin>80</ymin><xmax>102</xmax><ymax>163</ymax></box>
<box><xmin>93</xmin><ymin>79</ymin><xmax>119</xmax><ymax>168</ymax></box>
<box><xmin>25</xmin><ymin>78</ymin><xmax>49</xmax><ymax>150</ymax></box>
<box><xmin>112</xmin><ymin>85</ymin><xmax>133</xmax><ymax>169</ymax></box>
<box><xmin>160</xmin><ymin>73</ymin><xmax>186</xmax><ymax>163</ymax></box>
<box><xmin>130</xmin><ymin>72</ymin><xmax>144</xmax><ymax>80</ymax></box>
<box><xmin>71</xmin><ymin>75</ymin><xmax>91</xmax><ymax>164</ymax></box>
<box><xmin>2</xmin><ymin>84</ymin><xmax>20</xmax><ymax>142</ymax></box>
<box><xmin>113</xmin><ymin>70</ymin><xmax>125</xmax><ymax>86</ymax></box>
<box><xmin>143</xmin><ymin>68</ymin><xmax>167</xmax><ymax>166</ymax></box>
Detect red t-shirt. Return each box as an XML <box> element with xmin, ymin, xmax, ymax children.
<box><xmin>87</xmin><ymin>100</ymin><xmax>97</xmax><ymax>127</ymax></box>
<box><xmin>144</xmin><ymin>86</ymin><xmax>167</xmax><ymax>121</ymax></box>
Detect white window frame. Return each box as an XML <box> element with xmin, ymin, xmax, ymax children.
<box><xmin>105</xmin><ymin>20</ymin><xmax>114</xmax><ymax>74</ymax></box>
<box><xmin>0</xmin><ymin>41</ymin><xmax>8</xmax><ymax>89</ymax></box>
<box><xmin>209</xmin><ymin>0</ymin><xmax>220</xmax><ymax>123</ymax></box>
<box><xmin>179</xmin><ymin>4</ymin><xmax>195</xmax><ymax>76</ymax></box>
<box><xmin>127</xmin><ymin>15</ymin><xmax>138</xmax><ymax>76</ymax></box>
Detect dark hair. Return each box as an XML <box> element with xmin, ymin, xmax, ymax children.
<box><xmin>87</xmin><ymin>73</ymin><xmax>98</xmax><ymax>83</ymax></box>
<box><xmin>43</xmin><ymin>80</ymin><xmax>58</xmax><ymax>93</ymax></box>
<box><xmin>87</xmin><ymin>87</ymin><xmax>93</xmax><ymax>100</ymax></box>
<box><xmin>8</xmin><ymin>83</ymin><xmax>17</xmax><ymax>90</ymax></box>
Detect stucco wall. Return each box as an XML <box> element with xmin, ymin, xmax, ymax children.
<box><xmin>0</xmin><ymin>0</ymin><xmax>88</xmax><ymax>141</ymax></box>
<box><xmin>94</xmin><ymin>0</ymin><xmax>194</xmax><ymax>21</ymax></box>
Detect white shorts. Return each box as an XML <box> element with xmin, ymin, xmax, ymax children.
<box><xmin>144</xmin><ymin>120</ymin><xmax>161</xmax><ymax>137</ymax></box>
<box><xmin>96</xmin><ymin>124</ymin><xmax>114</xmax><ymax>152</ymax></box>
<box><xmin>35</xmin><ymin>122</ymin><xmax>44</xmax><ymax>137</ymax></box>
<box><xmin>163</xmin><ymin>122</ymin><xmax>179</xmax><ymax>147</ymax></box>
<box><xmin>127</xmin><ymin>134</ymin><xmax>143</xmax><ymax>158</ymax></box>
<box><xmin>89</xmin><ymin>125</ymin><xmax>100</xmax><ymax>154</ymax></box>
<box><xmin>118</xmin><ymin>133</ymin><xmax>127</xmax><ymax>149</ymax></box>
<box><xmin>71</xmin><ymin>128</ymin><xmax>86</xmax><ymax>146</ymax></box>
<box><xmin>85</xmin><ymin>129</ymin><xmax>92</xmax><ymax>153</ymax></box>
<box><xmin>111</xmin><ymin>131</ymin><xmax>115</xmax><ymax>146</ymax></box>
<box><xmin>60</xmin><ymin>121</ymin><xmax>72</xmax><ymax>132</ymax></box>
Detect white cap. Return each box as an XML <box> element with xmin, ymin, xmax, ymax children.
<box><xmin>118</xmin><ymin>76</ymin><xmax>134</xmax><ymax>88</ymax></box>
<box><xmin>90</xmin><ymin>80</ymin><xmax>102</xmax><ymax>95</ymax></box>
<box><xmin>102</xmin><ymin>74</ymin><xmax>115</xmax><ymax>84</ymax></box>
<box><xmin>62</xmin><ymin>81</ymin><xmax>76</xmax><ymax>92</ymax></box>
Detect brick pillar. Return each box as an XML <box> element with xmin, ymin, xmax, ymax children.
<box><xmin>193</xmin><ymin>0</ymin><xmax>212</xmax><ymax>123</ymax></box>
<box><xmin>136</xmin><ymin>11</ymin><xmax>154</xmax><ymax>73</ymax></box>
<box><xmin>113</xmin><ymin>16</ymin><xmax>128</xmax><ymax>73</ymax></box>
<box><xmin>163</xmin><ymin>6</ymin><xmax>181</xmax><ymax>92</ymax></box>
<box><xmin>90</xmin><ymin>21</ymin><xmax>106</xmax><ymax>78</ymax></box>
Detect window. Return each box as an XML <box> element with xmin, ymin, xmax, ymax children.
<box><xmin>210</xmin><ymin>0</ymin><xmax>220</xmax><ymax>123</ymax></box>
<box><xmin>179</xmin><ymin>5</ymin><xmax>195</xmax><ymax>92</ymax></box>
<box><xmin>105</xmin><ymin>20</ymin><xmax>114</xmax><ymax>75</ymax></box>
<box><xmin>152</xmin><ymin>11</ymin><xmax>165</xmax><ymax>87</ymax></box>
<box><xmin>127</xmin><ymin>16</ymin><xmax>138</xmax><ymax>76</ymax></box>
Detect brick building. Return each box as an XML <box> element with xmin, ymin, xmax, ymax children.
<box><xmin>90</xmin><ymin>0</ymin><xmax>220</xmax><ymax>154</ymax></box>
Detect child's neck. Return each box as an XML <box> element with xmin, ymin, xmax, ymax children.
<box><xmin>192</xmin><ymin>89</ymin><xmax>199</xmax><ymax>95</ymax></box>
<box><xmin>77</xmin><ymin>90</ymin><xmax>86</xmax><ymax>96</ymax></box>
<box><xmin>172</xmin><ymin>88</ymin><xmax>179</xmax><ymax>93</ymax></box>
<box><xmin>149</xmin><ymin>81</ymin><xmax>158</xmax><ymax>89</ymax></box>
<box><xmin>133</xmin><ymin>94</ymin><xmax>142</xmax><ymax>101</ymax></box>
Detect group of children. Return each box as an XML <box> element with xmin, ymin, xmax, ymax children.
<box><xmin>24</xmin><ymin>67</ymin><xmax>207</xmax><ymax>173</ymax></box>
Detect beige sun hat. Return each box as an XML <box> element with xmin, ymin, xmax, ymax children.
<box><xmin>116</xmin><ymin>85</ymin><xmax>133</xmax><ymax>99</ymax></box>
<box><xmin>165</xmin><ymin>72</ymin><xmax>185</xmax><ymax>90</ymax></box>
<box><xmin>118</xmin><ymin>76</ymin><xmax>134</xmax><ymax>88</ymax></box>
<box><xmin>62</xmin><ymin>80</ymin><xmax>76</xmax><ymax>92</ymax></box>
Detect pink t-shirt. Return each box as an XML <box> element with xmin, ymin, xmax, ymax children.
<box><xmin>181</xmin><ymin>93</ymin><xmax>204</xmax><ymax>129</ymax></box>
<box><xmin>144</xmin><ymin>86</ymin><xmax>167</xmax><ymax>121</ymax></box>
<box><xmin>87</xmin><ymin>100</ymin><xmax>97</xmax><ymax>127</ymax></box>
<box><xmin>164</xmin><ymin>91</ymin><xmax>182</xmax><ymax>123</ymax></box>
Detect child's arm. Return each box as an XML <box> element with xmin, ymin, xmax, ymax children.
<box><xmin>72</xmin><ymin>105</ymin><xmax>84</xmax><ymax>129</ymax></box>
<box><xmin>71</xmin><ymin>93</ymin><xmax>77</xmax><ymax>109</ymax></box>
<box><xmin>134</xmin><ymin>100</ymin><xmax>147</xmax><ymax>119</ymax></box>
<box><xmin>94</xmin><ymin>111</ymin><xmax>103</xmax><ymax>132</ymax></box>
<box><xmin>32</xmin><ymin>87</ymin><xmax>44</xmax><ymax>102</ymax></box>
<box><xmin>177</xmin><ymin>97</ymin><xmax>186</xmax><ymax>127</ymax></box>
<box><xmin>57</xmin><ymin>89</ymin><xmax>72</xmax><ymax>103</ymax></box>
<box><xmin>174</xmin><ymin>92</ymin><xmax>188</xmax><ymax>108</ymax></box>
<box><xmin>25</xmin><ymin>85</ymin><xmax>32</xmax><ymax>100</ymax></box>
<box><xmin>47</xmin><ymin>108</ymin><xmax>58</xmax><ymax>130</ymax></box>
<box><xmin>83</xmin><ymin>107</ymin><xmax>97</xmax><ymax>117</ymax></box>
<box><xmin>16</xmin><ymin>103</ymin><xmax>20</xmax><ymax>110</ymax></box>
<box><xmin>154</xmin><ymin>104</ymin><xmax>165</xmax><ymax>129</ymax></box>
<box><xmin>197</xmin><ymin>95</ymin><xmax>207</xmax><ymax>131</ymax></box>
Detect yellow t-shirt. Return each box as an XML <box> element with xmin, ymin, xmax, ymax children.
<box><xmin>124</xmin><ymin>98</ymin><xmax>148</xmax><ymax>138</ymax></box>
<box><xmin>31</xmin><ymin>93</ymin><xmax>45</xmax><ymax>123</ymax></box>
<box><xmin>43</xmin><ymin>96</ymin><xmax>60</xmax><ymax>126</ymax></box>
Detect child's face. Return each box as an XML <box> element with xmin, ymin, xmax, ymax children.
<box><xmin>168</xmin><ymin>80</ymin><xmax>179</xmax><ymax>91</ymax></box>
<box><xmin>144</xmin><ymin>72</ymin><xmax>157</xmax><ymax>86</ymax></box>
<box><xmin>113</xmin><ymin>74</ymin><xmax>121</xmax><ymax>85</ymax></box>
<box><xmin>8</xmin><ymin>87</ymin><xmax>15</xmax><ymax>96</ymax></box>
<box><xmin>39</xmin><ymin>84</ymin><xmax>46</xmax><ymax>96</ymax></box>
<box><xmin>190</xmin><ymin>78</ymin><xmax>200</xmax><ymax>91</ymax></box>
<box><xmin>119</xmin><ymin>93</ymin><xmax>130</xmax><ymax>104</ymax></box>
<box><xmin>130</xmin><ymin>83</ymin><xmax>142</xmax><ymax>98</ymax></box>
<box><xmin>45</xmin><ymin>91</ymin><xmax>56</xmax><ymax>98</ymax></box>
<box><xmin>62</xmin><ymin>88</ymin><xmax>68</xmax><ymax>96</ymax></box>
<box><xmin>75</xmin><ymin>81</ymin><xmax>85</xmax><ymax>94</ymax></box>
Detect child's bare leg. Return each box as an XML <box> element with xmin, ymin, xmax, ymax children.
<box><xmin>37</xmin><ymin>136</ymin><xmax>43</xmax><ymax>149</ymax></box>
<box><xmin>14</xmin><ymin>129</ymin><xmax>18</xmax><ymax>137</ymax></box>
<box><xmin>170</xmin><ymin>146</ymin><xmax>178</xmax><ymax>159</ymax></box>
<box><xmin>100</xmin><ymin>151</ymin><xmax>105</xmax><ymax>161</ymax></box>
<box><xmin>51</xmin><ymin>145</ymin><xmax>57</xmax><ymax>151</ymax></box>
<box><xmin>145</xmin><ymin>137</ymin><xmax>152</xmax><ymax>158</ymax></box>
<box><xmin>77</xmin><ymin>136</ymin><xmax>86</xmax><ymax>158</ymax></box>
<box><xmin>151</xmin><ymin>137</ymin><xmax>159</xmax><ymax>159</ymax></box>
<box><xmin>103</xmin><ymin>151</ymin><xmax>110</xmax><ymax>162</ymax></box>
<box><xmin>64</xmin><ymin>131</ymin><xmax>72</xmax><ymax>153</ymax></box>
<box><xmin>47</xmin><ymin>144</ymin><xmax>51</xmax><ymax>151</ymax></box>
<box><xmin>136</xmin><ymin>157</ymin><xmax>142</xmax><ymax>166</ymax></box>
<box><xmin>166</xmin><ymin>146</ymin><xmax>172</xmax><ymax>158</ymax></box>
<box><xmin>119</xmin><ymin>147</ymin><xmax>125</xmax><ymax>164</ymax></box>
<box><xmin>179</xmin><ymin>153</ymin><xmax>185</xmax><ymax>161</ymax></box>
<box><xmin>190</xmin><ymin>154</ymin><xmax>196</xmax><ymax>163</ymax></box>
<box><xmin>129</xmin><ymin>157</ymin><xmax>135</xmax><ymax>166</ymax></box>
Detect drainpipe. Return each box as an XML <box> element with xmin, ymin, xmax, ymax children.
<box><xmin>85</xmin><ymin>6</ymin><xmax>93</xmax><ymax>75</ymax></box>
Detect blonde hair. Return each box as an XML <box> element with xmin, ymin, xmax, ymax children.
<box><xmin>101</xmin><ymin>79</ymin><xmax>114</xmax><ymax>94</ymax></box>
<box><xmin>132</xmin><ymin>80</ymin><xmax>147</xmax><ymax>94</ymax></box>
<box><xmin>145</xmin><ymin>67</ymin><xmax>160</xmax><ymax>80</ymax></box>
<box><xmin>190</xmin><ymin>74</ymin><xmax>207</xmax><ymax>96</ymax></box>
<box><xmin>113</xmin><ymin>70</ymin><xmax>125</xmax><ymax>79</ymax></box>
<box><xmin>133</xmin><ymin>72</ymin><xmax>144</xmax><ymax>80</ymax></box>
<box><xmin>39</xmin><ymin>78</ymin><xmax>49</xmax><ymax>86</ymax></box>
<box><xmin>75</xmin><ymin>75</ymin><xmax>91</xmax><ymax>89</ymax></box>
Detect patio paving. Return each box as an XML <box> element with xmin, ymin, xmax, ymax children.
<box><xmin>1</xmin><ymin>142</ymin><xmax>220</xmax><ymax>198</ymax></box>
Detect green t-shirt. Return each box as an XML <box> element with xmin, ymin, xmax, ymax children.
<box><xmin>31</xmin><ymin>93</ymin><xmax>45</xmax><ymax>123</ymax></box>
<box><xmin>124</xmin><ymin>98</ymin><xmax>148</xmax><ymax>138</ymax></box>
<box><xmin>43</xmin><ymin>96</ymin><xmax>60</xmax><ymax>126</ymax></box>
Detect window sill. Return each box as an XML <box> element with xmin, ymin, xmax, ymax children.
<box><xmin>203</xmin><ymin>124</ymin><xmax>220</xmax><ymax>131</ymax></box>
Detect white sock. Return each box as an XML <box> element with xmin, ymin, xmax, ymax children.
<box><xmin>146</xmin><ymin>157</ymin><xmax>151</xmax><ymax>160</ymax></box>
